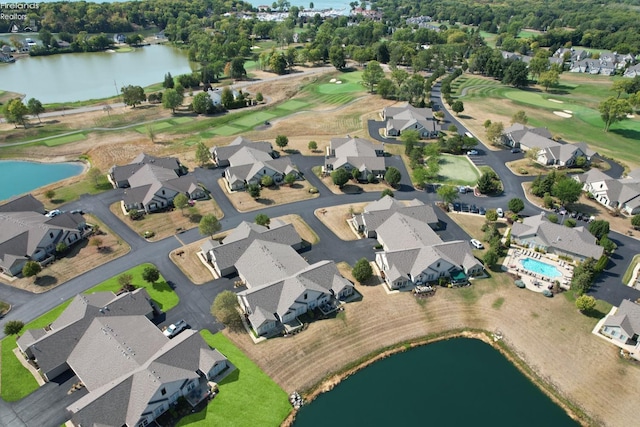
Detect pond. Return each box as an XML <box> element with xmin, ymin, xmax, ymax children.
<box><xmin>0</xmin><ymin>160</ymin><xmax>84</xmax><ymax>201</ymax></box>
<box><xmin>0</xmin><ymin>44</ymin><xmax>193</xmax><ymax>103</ymax></box>
<box><xmin>294</xmin><ymin>338</ymin><xmax>578</xmax><ymax>427</ymax></box>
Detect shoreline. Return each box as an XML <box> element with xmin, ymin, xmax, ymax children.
<box><xmin>281</xmin><ymin>329</ymin><xmax>591</xmax><ymax>427</ymax></box>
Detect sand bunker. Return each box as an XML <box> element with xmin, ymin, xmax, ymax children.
<box><xmin>563</xmin><ymin>110</ymin><xmax>573</xmax><ymax>114</ymax></box>
<box><xmin>335</xmin><ymin>80</ymin><xmax>342</xmax><ymax>84</ymax></box>
<box><xmin>627</xmin><ymin>114</ymin><xmax>635</xmax><ymax>119</ymax></box>
<box><xmin>553</xmin><ymin>111</ymin><xmax>572</xmax><ymax>118</ymax></box>
<box><xmin>548</xmin><ymin>98</ymin><xmax>563</xmax><ymax>103</ymax></box>
<box><xmin>329</xmin><ymin>78</ymin><xmax>336</xmax><ymax>83</ymax></box>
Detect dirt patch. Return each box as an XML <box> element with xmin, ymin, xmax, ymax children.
<box><xmin>218</xmin><ymin>179</ymin><xmax>319</xmax><ymax>213</ymax></box>
<box><xmin>505</xmin><ymin>158</ymin><xmax>554</xmax><ymax>176</ymax></box>
<box><xmin>314</xmin><ymin>202</ymin><xmax>368</xmax><ymax>241</ymax></box>
<box><xmin>109</xmin><ymin>197</ymin><xmax>224</xmax><ymax>242</ymax></box>
<box><xmin>5</xmin><ymin>215</ymin><xmax>129</xmax><ymax>293</ymax></box>
<box><xmin>224</xmin><ymin>269</ymin><xmax>639</xmax><ymax>427</ymax></box>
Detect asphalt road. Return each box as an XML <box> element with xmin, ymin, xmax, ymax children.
<box><xmin>1</xmin><ymin>76</ymin><xmax>639</xmax><ymax>425</ymax></box>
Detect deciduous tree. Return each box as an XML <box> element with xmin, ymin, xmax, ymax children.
<box><xmin>162</xmin><ymin>88</ymin><xmax>183</xmax><ymax>113</ymax></box>
<box><xmin>384</xmin><ymin>167</ymin><xmax>401</xmax><ymax>187</ymax></box>
<box><xmin>26</xmin><ymin>98</ymin><xmax>44</xmax><ymax>123</ymax></box>
<box><xmin>508</xmin><ymin>197</ymin><xmax>525</xmax><ymax>213</ymax></box>
<box><xmin>352</xmin><ymin>258</ymin><xmax>373</xmax><ymax>283</ymax></box>
<box><xmin>120</xmin><ymin>85</ymin><xmax>146</xmax><ymax>108</ymax></box>
<box><xmin>511</xmin><ymin>110</ymin><xmax>528</xmax><ymax>125</ymax></box>
<box><xmin>22</xmin><ymin>260</ymin><xmax>41</xmax><ymax>280</ymax></box>
<box><xmin>142</xmin><ymin>265</ymin><xmax>160</xmax><ymax>284</ymax></box>
<box><xmin>308</xmin><ymin>140</ymin><xmax>317</xmax><ymax>151</ymax></box>
<box><xmin>3</xmin><ymin>98</ymin><xmax>29</xmax><ymax>128</ymax></box>
<box><xmin>173</xmin><ymin>193</ymin><xmax>189</xmax><ymax>215</ymax></box>
<box><xmin>195</xmin><ymin>142</ymin><xmax>210</xmax><ymax>166</ymax></box>
<box><xmin>331</xmin><ymin>168</ymin><xmax>350</xmax><ymax>188</ymax></box>
<box><xmin>437</xmin><ymin>184</ymin><xmax>458</xmax><ymax>205</ymax></box>
<box><xmin>255</xmin><ymin>213</ymin><xmax>270</xmax><ymax>227</ymax></box>
<box><xmin>211</xmin><ymin>290</ymin><xmax>243</xmax><ymax>331</ymax></box>
<box><xmin>575</xmin><ymin>294</ymin><xmax>596</xmax><ymax>312</ymax></box>
<box><xmin>284</xmin><ymin>172</ymin><xmax>297</xmax><ymax>186</ymax></box>
<box><xmin>4</xmin><ymin>320</ymin><xmax>24</xmax><ymax>336</ymax></box>
<box><xmin>199</xmin><ymin>214</ymin><xmax>221</xmax><ymax>237</ymax></box>
<box><xmin>485</xmin><ymin>122</ymin><xmax>504</xmax><ymax>145</ymax></box>
<box><xmin>117</xmin><ymin>273</ymin><xmax>133</xmax><ymax>288</ymax></box>
<box><xmin>362</xmin><ymin>60</ymin><xmax>384</xmax><ymax>93</ymax></box>
<box><xmin>192</xmin><ymin>92</ymin><xmax>213</xmax><ymax>114</ymax></box>
<box><xmin>451</xmin><ymin>100</ymin><xmax>464</xmax><ymax>116</ymax></box>
<box><xmin>599</xmin><ymin>97</ymin><xmax>632</xmax><ymax>132</ymax></box>
<box><xmin>551</xmin><ymin>177</ymin><xmax>583</xmax><ymax>205</ymax></box>
<box><xmin>275</xmin><ymin>134</ymin><xmax>289</xmax><ymax>148</ymax></box>
<box><xmin>247</xmin><ymin>183</ymin><xmax>261</xmax><ymax>198</ymax></box>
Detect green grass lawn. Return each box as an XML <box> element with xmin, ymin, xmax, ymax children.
<box><xmin>43</xmin><ymin>133</ymin><xmax>86</xmax><ymax>147</ymax></box>
<box><xmin>87</xmin><ymin>263</ymin><xmax>178</xmax><ymax>311</ymax></box>
<box><xmin>277</xmin><ymin>99</ymin><xmax>309</xmax><ymax>111</ymax></box>
<box><xmin>171</xmin><ymin>117</ymin><xmax>194</xmax><ymax>124</ymax></box>
<box><xmin>177</xmin><ymin>331</ymin><xmax>291</xmax><ymax>427</ymax></box>
<box><xmin>232</xmin><ymin>111</ymin><xmax>276</xmax><ymax>128</ymax></box>
<box><xmin>49</xmin><ymin>174</ymin><xmax>112</xmax><ymax>206</ymax></box>
<box><xmin>0</xmin><ymin>263</ymin><xmax>178</xmax><ymax>401</ymax></box>
<box><xmin>135</xmin><ymin>121</ymin><xmax>173</xmax><ymax>133</ymax></box>
<box><xmin>210</xmin><ymin>124</ymin><xmax>245</xmax><ymax>136</ymax></box>
<box><xmin>437</xmin><ymin>154</ymin><xmax>481</xmax><ymax>186</ymax></box>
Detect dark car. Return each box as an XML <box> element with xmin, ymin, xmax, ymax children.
<box><xmin>470</xmin><ymin>204</ymin><xmax>479</xmax><ymax>214</ymax></box>
<box><xmin>453</xmin><ymin>202</ymin><xmax>461</xmax><ymax>211</ymax></box>
<box><xmin>478</xmin><ymin>206</ymin><xmax>486</xmax><ymax>215</ymax></box>
<box><xmin>511</xmin><ymin>147</ymin><xmax>521</xmax><ymax>153</ymax></box>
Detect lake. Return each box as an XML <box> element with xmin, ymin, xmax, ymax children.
<box><xmin>294</xmin><ymin>338</ymin><xmax>578</xmax><ymax>427</ymax></box>
<box><xmin>0</xmin><ymin>44</ymin><xmax>193</xmax><ymax>103</ymax></box>
<box><xmin>0</xmin><ymin>160</ymin><xmax>84</xmax><ymax>201</ymax></box>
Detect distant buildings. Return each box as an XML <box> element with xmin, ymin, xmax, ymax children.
<box><xmin>573</xmin><ymin>168</ymin><xmax>640</xmax><ymax>215</ymax></box>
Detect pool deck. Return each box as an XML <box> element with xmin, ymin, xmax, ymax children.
<box><xmin>502</xmin><ymin>247</ymin><xmax>575</xmax><ymax>293</ymax></box>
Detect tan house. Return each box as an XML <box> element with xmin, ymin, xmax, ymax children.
<box><xmin>323</xmin><ymin>137</ymin><xmax>385</xmax><ymax>180</ymax></box>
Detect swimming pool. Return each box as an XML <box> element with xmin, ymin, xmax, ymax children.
<box><xmin>520</xmin><ymin>257</ymin><xmax>562</xmax><ymax>278</ymax></box>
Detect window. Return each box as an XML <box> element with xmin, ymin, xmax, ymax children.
<box><xmin>137</xmin><ymin>419</ymin><xmax>149</xmax><ymax>427</ymax></box>
<box><xmin>49</xmin><ymin>232</ymin><xmax>54</xmax><ymax>239</ymax></box>
<box><xmin>304</xmin><ymin>293</ymin><xmax>307</xmax><ymax>300</ymax></box>
<box><xmin>161</xmin><ymin>387</ymin><xmax>166</xmax><ymax>396</ymax></box>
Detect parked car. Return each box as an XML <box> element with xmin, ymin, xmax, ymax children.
<box><xmin>453</xmin><ymin>202</ymin><xmax>461</xmax><ymax>212</ymax></box>
<box><xmin>478</xmin><ymin>206</ymin><xmax>486</xmax><ymax>215</ymax></box>
<box><xmin>467</xmin><ymin>150</ymin><xmax>479</xmax><ymax>155</ymax></box>
<box><xmin>470</xmin><ymin>204</ymin><xmax>479</xmax><ymax>213</ymax></box>
<box><xmin>70</xmin><ymin>209</ymin><xmax>84</xmax><ymax>215</ymax></box>
<box><xmin>45</xmin><ymin>209</ymin><xmax>62</xmax><ymax>218</ymax></box>
<box><xmin>458</xmin><ymin>186</ymin><xmax>467</xmax><ymax>194</ymax></box>
<box><xmin>470</xmin><ymin>239</ymin><xmax>484</xmax><ymax>249</ymax></box>
<box><xmin>163</xmin><ymin>320</ymin><xmax>187</xmax><ymax>338</ymax></box>
<box><xmin>496</xmin><ymin>208</ymin><xmax>504</xmax><ymax>218</ymax></box>
<box><xmin>511</xmin><ymin>147</ymin><xmax>521</xmax><ymax>153</ymax></box>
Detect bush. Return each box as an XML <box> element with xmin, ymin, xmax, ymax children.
<box><xmin>308</xmin><ymin>186</ymin><xmax>319</xmax><ymax>194</ymax></box>
<box><xmin>543</xmin><ymin>192</ymin><xmax>554</xmax><ymax>208</ymax></box>
<box><xmin>594</xmin><ymin>255</ymin><xmax>609</xmax><ymax>273</ymax></box>
<box><xmin>4</xmin><ymin>320</ymin><xmax>24</xmax><ymax>335</ymax></box>
<box><xmin>211</xmin><ymin>290</ymin><xmax>243</xmax><ymax>331</ymax></box>
<box><xmin>575</xmin><ymin>295</ymin><xmax>596</xmax><ymax>312</ymax></box>
<box><xmin>565</xmin><ymin>218</ymin><xmax>577</xmax><ymax>227</ymax></box>
<box><xmin>548</xmin><ymin>214</ymin><xmax>558</xmax><ymax>223</ymax></box>
<box><xmin>352</xmin><ymin>258</ymin><xmax>373</xmax><ymax>283</ymax></box>
<box><xmin>261</xmin><ymin>175</ymin><xmax>274</xmax><ymax>187</ymax></box>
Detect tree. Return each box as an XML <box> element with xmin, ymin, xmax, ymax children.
<box><xmin>56</xmin><ymin>242</ymin><xmax>68</xmax><ymax>253</ymax></box>
<box><xmin>192</xmin><ymin>92</ymin><xmax>213</xmax><ymax>114</ymax></box>
<box><xmin>352</xmin><ymin>258</ymin><xmax>373</xmax><ymax>283</ymax></box>
<box><xmin>525</xmin><ymin>146</ymin><xmax>541</xmax><ymax>163</ymax></box>
<box><xmin>384</xmin><ymin>167</ymin><xmax>402</xmax><ymax>187</ymax></box>
<box><xmin>120</xmin><ymin>85</ymin><xmax>146</xmax><ymax>108</ymax></box>
<box><xmin>575</xmin><ymin>295</ymin><xmax>596</xmax><ymax>313</ymax></box>
<box><xmin>477</xmin><ymin>171</ymin><xmax>500</xmax><ymax>194</ymax></box>
<box><xmin>142</xmin><ymin>265</ymin><xmax>160</xmax><ymax>284</ymax></box>
<box><xmin>256</xmin><ymin>92</ymin><xmax>264</xmax><ymax>102</ymax></box>
<box><xmin>308</xmin><ymin>140</ymin><xmax>317</xmax><ymax>151</ymax></box>
<box><xmin>329</xmin><ymin>46</ymin><xmax>346</xmax><ymax>69</ymax></box>
<box><xmin>221</xmin><ymin>87</ymin><xmax>235</xmax><ymax>109</ymax></box>
<box><xmin>362</xmin><ymin>60</ymin><xmax>384</xmax><ymax>93</ymax></box>
<box><xmin>26</xmin><ymin>98</ymin><xmax>44</xmax><ymax>123</ymax></box>
<box><xmin>599</xmin><ymin>235</ymin><xmax>617</xmax><ymax>253</ymax></box>
<box><xmin>247</xmin><ymin>183</ymin><xmax>261</xmax><ymax>198</ymax></box>
<box><xmin>331</xmin><ymin>168</ymin><xmax>350</xmax><ymax>188</ymax></box>
<box><xmin>195</xmin><ymin>142</ymin><xmax>210</xmax><ymax>166</ymax></box>
<box><xmin>437</xmin><ymin>184</ymin><xmax>458</xmax><ymax>205</ymax></box>
<box><xmin>401</xmin><ymin>130</ymin><xmax>420</xmax><ymax>155</ymax></box>
<box><xmin>528</xmin><ymin>56</ymin><xmax>550</xmax><ymax>80</ymax></box>
<box><xmin>538</xmin><ymin>70</ymin><xmax>560</xmax><ymax>92</ymax></box>
<box><xmin>173</xmin><ymin>193</ymin><xmax>189</xmax><ymax>215</ymax></box>
<box><xmin>163</xmin><ymin>72</ymin><xmax>174</xmax><ymax>88</ymax></box>
<box><xmin>3</xmin><ymin>98</ymin><xmax>29</xmax><ymax>128</ymax></box>
<box><xmin>485</xmin><ymin>122</ymin><xmax>505</xmax><ymax>146</ymax></box>
<box><xmin>162</xmin><ymin>88</ymin><xmax>183</xmax><ymax>113</ymax></box>
<box><xmin>211</xmin><ymin>290</ymin><xmax>243</xmax><ymax>331</ymax></box>
<box><xmin>483</xmin><ymin>250</ymin><xmax>499</xmax><ymax>267</ymax></box>
<box><xmin>199</xmin><ymin>214</ymin><xmax>221</xmax><ymax>237</ymax></box>
<box><xmin>229</xmin><ymin>57</ymin><xmax>247</xmax><ymax>79</ymax></box>
<box><xmin>4</xmin><ymin>320</ymin><xmax>24</xmax><ymax>335</ymax></box>
<box><xmin>588</xmin><ymin>220</ymin><xmax>610</xmax><ymax>240</ymax></box>
<box><xmin>377</xmin><ymin>78</ymin><xmax>395</xmax><ymax>99</ymax></box>
<box><xmin>448</xmin><ymin>125</ymin><xmax>458</xmax><ymax>133</ymax></box>
<box><xmin>275</xmin><ymin>135</ymin><xmax>289</xmax><ymax>149</ymax></box>
<box><xmin>632</xmin><ymin>214</ymin><xmax>640</xmax><ymax>230</ymax></box>
<box><xmin>118</xmin><ymin>273</ymin><xmax>133</xmax><ymax>288</ymax></box>
<box><xmin>511</xmin><ymin>110</ymin><xmax>528</xmax><ymax>125</ymax></box>
<box><xmin>503</xmin><ymin>61</ymin><xmax>529</xmax><ymax>87</ymax></box>
<box><xmin>284</xmin><ymin>172</ymin><xmax>297</xmax><ymax>186</ymax></box>
<box><xmin>351</xmin><ymin>167</ymin><xmax>361</xmax><ymax>181</ymax></box>
<box><xmin>508</xmin><ymin>198</ymin><xmax>525</xmax><ymax>214</ymax></box>
<box><xmin>45</xmin><ymin>189</ymin><xmax>56</xmax><ymax>200</ymax></box>
<box><xmin>599</xmin><ymin>97</ymin><xmax>632</xmax><ymax>132</ymax></box>
<box><xmin>552</xmin><ymin>178</ymin><xmax>583</xmax><ymax>205</ymax></box>
<box><xmin>22</xmin><ymin>260</ymin><xmax>41</xmax><ymax>279</ymax></box>
<box><xmin>381</xmin><ymin>188</ymin><xmax>394</xmax><ymax>198</ymax></box>
<box><xmin>255</xmin><ymin>213</ymin><xmax>270</xmax><ymax>227</ymax></box>
<box><xmin>261</xmin><ymin>175</ymin><xmax>274</xmax><ymax>187</ymax></box>
<box><xmin>88</xmin><ymin>168</ymin><xmax>102</xmax><ymax>187</ymax></box>
<box><xmin>451</xmin><ymin>100</ymin><xmax>464</xmax><ymax>116</ymax></box>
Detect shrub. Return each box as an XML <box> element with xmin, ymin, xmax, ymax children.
<box><xmin>308</xmin><ymin>186</ymin><xmax>319</xmax><ymax>194</ymax></box>
<box><xmin>565</xmin><ymin>218</ymin><xmax>577</xmax><ymax>227</ymax></box>
<box><xmin>261</xmin><ymin>175</ymin><xmax>274</xmax><ymax>187</ymax></box>
<box><xmin>548</xmin><ymin>214</ymin><xmax>558</xmax><ymax>223</ymax></box>
<box><xmin>543</xmin><ymin>192</ymin><xmax>554</xmax><ymax>208</ymax></box>
<box><xmin>352</xmin><ymin>258</ymin><xmax>373</xmax><ymax>283</ymax></box>
<box><xmin>4</xmin><ymin>320</ymin><xmax>24</xmax><ymax>335</ymax></box>
<box><xmin>575</xmin><ymin>295</ymin><xmax>596</xmax><ymax>312</ymax></box>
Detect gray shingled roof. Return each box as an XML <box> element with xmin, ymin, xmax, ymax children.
<box><xmin>110</xmin><ymin>153</ymin><xmax>180</xmax><ymax>184</ymax></box>
<box><xmin>574</xmin><ymin>168</ymin><xmax>612</xmax><ymax>184</ymax></box>
<box><xmin>211</xmin><ymin>137</ymin><xmax>273</xmax><ymax>164</ymax></box>
<box><xmin>205</xmin><ymin>222</ymin><xmax>301</xmax><ymax>274</ymax></box>
<box><xmin>604</xmin><ymin>300</ymin><xmax>640</xmax><ymax>338</ymax></box>
<box><xmin>376</xmin><ymin>212</ymin><xmax>442</xmax><ymax>250</ymax></box>
<box><xmin>226</xmin><ymin>157</ymin><xmax>298</xmax><ymax>186</ymax></box>
<box><xmin>327</xmin><ymin>137</ymin><xmax>385</xmax><ymax>173</ymax></box>
<box><xmin>236</xmin><ymin>240</ymin><xmax>308</xmax><ymax>287</ymax></box>
<box><xmin>0</xmin><ymin>194</ymin><xmax>45</xmax><ymax>214</ymax></box>
<box><xmin>511</xmin><ymin>213</ymin><xmax>603</xmax><ymax>259</ymax></box>
<box><xmin>360</xmin><ymin>197</ymin><xmax>439</xmax><ymax>233</ymax></box>
<box><xmin>383</xmin><ymin>104</ymin><xmax>440</xmax><ymax>134</ymax></box>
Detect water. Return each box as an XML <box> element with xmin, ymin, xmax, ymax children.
<box><xmin>294</xmin><ymin>338</ymin><xmax>577</xmax><ymax>427</ymax></box>
<box><xmin>0</xmin><ymin>44</ymin><xmax>193</xmax><ymax>103</ymax></box>
<box><xmin>520</xmin><ymin>258</ymin><xmax>562</xmax><ymax>278</ymax></box>
<box><xmin>0</xmin><ymin>160</ymin><xmax>84</xmax><ymax>200</ymax></box>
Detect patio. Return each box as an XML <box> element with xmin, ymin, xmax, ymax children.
<box><xmin>502</xmin><ymin>247</ymin><xmax>575</xmax><ymax>293</ymax></box>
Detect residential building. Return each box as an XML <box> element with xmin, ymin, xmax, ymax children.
<box><xmin>0</xmin><ymin>195</ymin><xmax>87</xmax><ymax>276</ymax></box>
<box><xmin>324</xmin><ymin>137</ymin><xmax>386</xmax><ymax>180</ymax></box>
<box><xmin>599</xmin><ymin>299</ymin><xmax>640</xmax><ymax>360</ymax></box>
<box><xmin>574</xmin><ymin>168</ymin><xmax>640</xmax><ymax>215</ymax></box>
<box><xmin>110</xmin><ymin>154</ymin><xmax>205</xmax><ymax>214</ymax></box>
<box><xmin>223</xmin><ymin>145</ymin><xmax>300</xmax><ymax>191</ymax></box>
<box><xmin>17</xmin><ymin>289</ymin><xmax>229</xmax><ymax>427</ymax></box>
<box><xmin>350</xmin><ymin>195</ymin><xmax>439</xmax><ymax>238</ymax></box>
<box><xmin>501</xmin><ymin>124</ymin><xmax>597</xmax><ymax>167</ymax></box>
<box><xmin>210</xmin><ymin>136</ymin><xmax>273</xmax><ymax>167</ymax></box>
<box><xmin>382</xmin><ymin>104</ymin><xmax>441</xmax><ymax>138</ymax></box>
<box><xmin>200</xmin><ymin>219</ymin><xmax>302</xmax><ymax>277</ymax></box>
<box><xmin>510</xmin><ymin>212</ymin><xmax>604</xmax><ymax>261</ymax></box>
<box><xmin>236</xmin><ymin>240</ymin><xmax>353</xmax><ymax>336</ymax></box>
<box><xmin>624</xmin><ymin>64</ymin><xmax>640</xmax><ymax>78</ymax></box>
<box><xmin>207</xmin><ymin>87</ymin><xmax>240</xmax><ymax>106</ymax></box>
